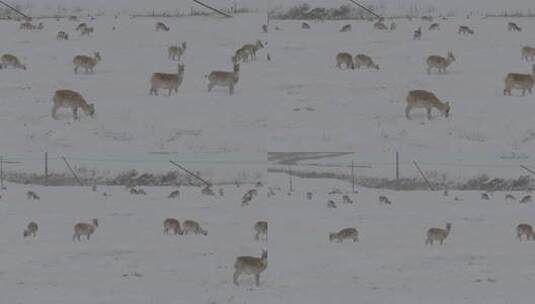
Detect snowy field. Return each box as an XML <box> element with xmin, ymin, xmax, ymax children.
<box><xmin>1</xmin><ymin>177</ymin><xmax>535</xmax><ymax>303</ymax></box>
<box><xmin>1</xmin><ymin>13</ymin><xmax>535</xmax><ymax>173</ymax></box>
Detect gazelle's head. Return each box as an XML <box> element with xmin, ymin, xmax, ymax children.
<box><xmin>233</xmin><ymin>63</ymin><xmax>240</xmax><ymax>73</ymax></box>
<box><xmin>447</xmin><ymin>51</ymin><xmax>456</xmax><ymax>62</ymax></box>
<box><xmin>92</xmin><ymin>218</ymin><xmax>99</xmax><ymax>227</ymax></box>
<box><xmin>261</xmin><ymin>249</ymin><xmax>267</xmax><ymax>260</ymax></box>
<box><xmin>86</xmin><ymin>104</ymin><xmax>95</xmax><ymax>117</ymax></box>
<box><xmin>446</xmin><ymin>222</ymin><xmax>452</xmax><ymax>232</ymax></box>
<box><xmin>441</xmin><ymin>102</ymin><xmax>451</xmax><ymax>118</ymax></box>
<box><xmin>329</xmin><ymin>233</ymin><xmax>336</xmax><ymax>241</ymax></box>
<box><xmin>178</xmin><ymin>64</ymin><xmax>185</xmax><ymax>74</ymax></box>
<box><xmin>256</xmin><ymin>40</ymin><xmax>264</xmax><ymax>49</ymax></box>
<box><xmin>94</xmin><ymin>52</ymin><xmax>101</xmax><ymax>62</ymax></box>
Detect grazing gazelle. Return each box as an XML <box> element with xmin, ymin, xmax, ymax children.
<box><xmin>428</xmin><ymin>23</ymin><xmax>440</xmax><ymax>31</ymax></box>
<box><xmin>76</xmin><ymin>23</ymin><xmax>87</xmax><ymax>31</ymax></box>
<box><xmin>374</xmin><ymin>21</ymin><xmax>387</xmax><ymax>30</ymax></box>
<box><xmin>73</xmin><ymin>219</ymin><xmax>98</xmax><ymax>241</ymax></box>
<box><xmin>405</xmin><ymin>90</ymin><xmax>451</xmax><ymax>120</ymax></box>
<box><xmin>520</xmin><ymin>195</ymin><xmax>532</xmax><ymax>204</ymax></box>
<box><xmin>155</xmin><ymin>22</ymin><xmax>170</xmax><ymax>31</ymax></box>
<box><xmin>426</xmin><ymin>51</ymin><xmax>455</xmax><ymax>74</ymax></box>
<box><xmin>254</xmin><ymin>221</ymin><xmax>268</xmax><ymax>241</ymax></box>
<box><xmin>329</xmin><ymin>227</ymin><xmax>359</xmax><ymax>242</ymax></box>
<box><xmin>168</xmin><ymin>42</ymin><xmax>186</xmax><ymax>61</ymax></box>
<box><xmin>507</xmin><ymin>22</ymin><xmax>522</xmax><ymax>32</ymax></box>
<box><xmin>342</xmin><ymin>195</ymin><xmax>354</xmax><ymax>204</ymax></box>
<box><xmin>505</xmin><ymin>194</ymin><xmax>517</xmax><ymax>202</ymax></box>
<box><xmin>52</xmin><ymin>90</ymin><xmax>95</xmax><ymax>120</ymax></box>
<box><xmin>522</xmin><ymin>46</ymin><xmax>535</xmax><ymax>61</ymax></box>
<box><xmin>168</xmin><ymin>190</ymin><xmax>180</xmax><ymax>199</ymax></box>
<box><xmin>233</xmin><ymin>249</ymin><xmax>268</xmax><ymax>286</ymax></box>
<box><xmin>1</xmin><ymin>54</ymin><xmax>26</xmax><ymax>70</ymax></box>
<box><xmin>354</xmin><ymin>54</ymin><xmax>379</xmax><ymax>70</ymax></box>
<box><xmin>378</xmin><ymin>195</ymin><xmax>392</xmax><ymax>205</ymax></box>
<box><xmin>149</xmin><ymin>64</ymin><xmax>185</xmax><ymax>96</ymax></box>
<box><xmin>163</xmin><ymin>218</ymin><xmax>182</xmax><ymax>235</ymax></box>
<box><xmin>80</xmin><ymin>27</ymin><xmax>94</xmax><ymax>36</ymax></box>
<box><xmin>516</xmin><ymin>224</ymin><xmax>533</xmax><ymax>241</ymax></box>
<box><xmin>73</xmin><ymin>52</ymin><xmax>101</xmax><ymax>74</ymax></box>
<box><xmin>425</xmin><ymin>222</ymin><xmax>451</xmax><ymax>245</ymax></box>
<box><xmin>182</xmin><ymin>220</ymin><xmax>207</xmax><ymax>236</ymax></box>
<box><xmin>302</xmin><ymin>22</ymin><xmax>310</xmax><ymax>29</ymax></box>
<box><xmin>327</xmin><ymin>200</ymin><xmax>337</xmax><ymax>209</ymax></box>
<box><xmin>504</xmin><ymin>65</ymin><xmax>535</xmax><ymax>96</ymax></box>
<box><xmin>458</xmin><ymin>25</ymin><xmax>474</xmax><ymax>35</ymax></box>
<box><xmin>207</xmin><ymin>63</ymin><xmax>240</xmax><ymax>95</ymax></box>
<box><xmin>19</xmin><ymin>22</ymin><xmax>35</xmax><ymax>30</ymax></box>
<box><xmin>27</xmin><ymin>191</ymin><xmax>40</xmax><ymax>200</ymax></box>
<box><xmin>23</xmin><ymin>222</ymin><xmax>38</xmax><ymax>238</ymax></box>
<box><xmin>336</xmin><ymin>52</ymin><xmax>354</xmax><ymax>70</ymax></box>
<box><xmin>339</xmin><ymin>24</ymin><xmax>352</xmax><ymax>32</ymax></box>
<box><xmin>57</xmin><ymin>31</ymin><xmax>69</xmax><ymax>40</ymax></box>
<box><xmin>481</xmin><ymin>193</ymin><xmax>490</xmax><ymax>200</ymax></box>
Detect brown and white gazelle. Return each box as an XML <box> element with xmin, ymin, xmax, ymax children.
<box><xmin>354</xmin><ymin>54</ymin><xmax>379</xmax><ymax>70</ymax></box>
<box><xmin>504</xmin><ymin>65</ymin><xmax>535</xmax><ymax>96</ymax></box>
<box><xmin>73</xmin><ymin>52</ymin><xmax>101</xmax><ymax>74</ymax></box>
<box><xmin>254</xmin><ymin>221</ymin><xmax>268</xmax><ymax>241</ymax></box>
<box><xmin>52</xmin><ymin>90</ymin><xmax>95</xmax><ymax>120</ymax></box>
<box><xmin>329</xmin><ymin>227</ymin><xmax>359</xmax><ymax>242</ymax></box>
<box><xmin>23</xmin><ymin>222</ymin><xmax>38</xmax><ymax>238</ymax></box>
<box><xmin>516</xmin><ymin>224</ymin><xmax>534</xmax><ymax>241</ymax></box>
<box><xmin>73</xmin><ymin>219</ymin><xmax>98</xmax><ymax>241</ymax></box>
<box><xmin>182</xmin><ymin>220</ymin><xmax>207</xmax><ymax>236</ymax></box>
<box><xmin>168</xmin><ymin>42</ymin><xmax>187</xmax><ymax>61</ymax></box>
<box><xmin>150</xmin><ymin>64</ymin><xmax>185</xmax><ymax>96</ymax></box>
<box><xmin>163</xmin><ymin>218</ymin><xmax>182</xmax><ymax>235</ymax></box>
<box><xmin>1</xmin><ymin>54</ymin><xmax>26</xmax><ymax>70</ymax></box>
<box><xmin>405</xmin><ymin>90</ymin><xmax>451</xmax><ymax>120</ymax></box>
<box><xmin>336</xmin><ymin>52</ymin><xmax>354</xmax><ymax>70</ymax></box>
<box><xmin>233</xmin><ymin>249</ymin><xmax>268</xmax><ymax>286</ymax></box>
<box><xmin>522</xmin><ymin>46</ymin><xmax>535</xmax><ymax>61</ymax></box>
<box><xmin>426</xmin><ymin>51</ymin><xmax>455</xmax><ymax>74</ymax></box>
<box><xmin>207</xmin><ymin>63</ymin><xmax>240</xmax><ymax>95</ymax></box>
<box><xmin>425</xmin><ymin>223</ymin><xmax>451</xmax><ymax>245</ymax></box>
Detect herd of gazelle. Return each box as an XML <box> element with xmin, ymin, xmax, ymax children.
<box><xmin>4</xmin><ymin>18</ymin><xmax>535</xmax><ymax>120</ymax></box>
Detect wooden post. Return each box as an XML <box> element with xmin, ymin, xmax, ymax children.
<box><xmin>413</xmin><ymin>160</ymin><xmax>434</xmax><ymax>191</ymax></box>
<box><xmin>288</xmin><ymin>165</ymin><xmax>293</xmax><ymax>192</ymax></box>
<box><xmin>169</xmin><ymin>160</ymin><xmax>211</xmax><ymax>187</ymax></box>
<box><xmin>395</xmin><ymin>152</ymin><xmax>400</xmax><ymax>189</ymax></box>
<box><xmin>44</xmin><ymin>152</ymin><xmax>48</xmax><ymax>186</ymax></box>
<box><xmin>191</xmin><ymin>0</ymin><xmax>233</xmax><ymax>18</ymax></box>
<box><xmin>0</xmin><ymin>156</ymin><xmax>4</xmax><ymax>191</ymax></box>
<box><xmin>62</xmin><ymin>156</ymin><xmax>83</xmax><ymax>186</ymax></box>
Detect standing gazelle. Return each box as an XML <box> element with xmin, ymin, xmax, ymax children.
<box><xmin>150</xmin><ymin>64</ymin><xmax>185</xmax><ymax>96</ymax></box>
<box><xmin>405</xmin><ymin>90</ymin><xmax>451</xmax><ymax>120</ymax></box>
<box><xmin>23</xmin><ymin>222</ymin><xmax>38</xmax><ymax>238</ymax></box>
<box><xmin>425</xmin><ymin>223</ymin><xmax>451</xmax><ymax>245</ymax></box>
<box><xmin>254</xmin><ymin>221</ymin><xmax>268</xmax><ymax>241</ymax></box>
<box><xmin>426</xmin><ymin>51</ymin><xmax>455</xmax><ymax>74</ymax></box>
<box><xmin>73</xmin><ymin>219</ymin><xmax>98</xmax><ymax>241</ymax></box>
<box><xmin>163</xmin><ymin>218</ymin><xmax>182</xmax><ymax>235</ymax></box>
<box><xmin>73</xmin><ymin>52</ymin><xmax>101</xmax><ymax>74</ymax></box>
<box><xmin>207</xmin><ymin>63</ymin><xmax>240</xmax><ymax>95</ymax></box>
<box><xmin>168</xmin><ymin>42</ymin><xmax>187</xmax><ymax>61</ymax></box>
<box><xmin>52</xmin><ymin>90</ymin><xmax>95</xmax><ymax>120</ymax></box>
<box><xmin>522</xmin><ymin>46</ymin><xmax>535</xmax><ymax>61</ymax></box>
<box><xmin>1</xmin><ymin>54</ymin><xmax>26</xmax><ymax>70</ymax></box>
<box><xmin>233</xmin><ymin>249</ymin><xmax>268</xmax><ymax>286</ymax></box>
<box><xmin>336</xmin><ymin>52</ymin><xmax>354</xmax><ymax>70</ymax></box>
<box><xmin>516</xmin><ymin>224</ymin><xmax>534</xmax><ymax>241</ymax></box>
<box><xmin>504</xmin><ymin>65</ymin><xmax>535</xmax><ymax>96</ymax></box>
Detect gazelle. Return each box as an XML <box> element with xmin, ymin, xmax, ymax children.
<box><xmin>516</xmin><ymin>224</ymin><xmax>533</xmax><ymax>241</ymax></box>
<box><xmin>507</xmin><ymin>22</ymin><xmax>522</xmax><ymax>32</ymax></box>
<box><xmin>458</xmin><ymin>25</ymin><xmax>474</xmax><ymax>35</ymax></box>
<box><xmin>425</xmin><ymin>223</ymin><xmax>451</xmax><ymax>245</ymax></box>
<box><xmin>254</xmin><ymin>221</ymin><xmax>268</xmax><ymax>241</ymax></box>
<box><xmin>168</xmin><ymin>190</ymin><xmax>180</xmax><ymax>199</ymax></box>
<box><xmin>379</xmin><ymin>195</ymin><xmax>392</xmax><ymax>205</ymax></box>
<box><xmin>182</xmin><ymin>220</ymin><xmax>207</xmax><ymax>236</ymax></box>
<box><xmin>80</xmin><ymin>27</ymin><xmax>94</xmax><ymax>36</ymax></box>
<box><xmin>504</xmin><ymin>65</ymin><xmax>535</xmax><ymax>96</ymax></box>
<box><xmin>207</xmin><ymin>63</ymin><xmax>240</xmax><ymax>95</ymax></box>
<box><xmin>342</xmin><ymin>195</ymin><xmax>354</xmax><ymax>204</ymax></box>
<box><xmin>23</xmin><ymin>222</ymin><xmax>38</xmax><ymax>238</ymax></box>
<box><xmin>19</xmin><ymin>22</ymin><xmax>35</xmax><ymax>30</ymax></box>
<box><xmin>329</xmin><ymin>227</ymin><xmax>359</xmax><ymax>242</ymax></box>
<box><xmin>57</xmin><ymin>31</ymin><xmax>69</xmax><ymax>40</ymax></box>
<box><xmin>520</xmin><ymin>195</ymin><xmax>532</xmax><ymax>204</ymax></box>
<box><xmin>336</xmin><ymin>52</ymin><xmax>354</xmax><ymax>70</ymax></box>
<box><xmin>168</xmin><ymin>42</ymin><xmax>187</xmax><ymax>61</ymax></box>
<box><xmin>238</xmin><ymin>40</ymin><xmax>264</xmax><ymax>61</ymax></box>
<box><xmin>302</xmin><ymin>22</ymin><xmax>310</xmax><ymax>29</ymax></box>
<box><xmin>163</xmin><ymin>218</ymin><xmax>182</xmax><ymax>235</ymax></box>
<box><xmin>428</xmin><ymin>23</ymin><xmax>440</xmax><ymax>31</ymax></box>
<box><xmin>149</xmin><ymin>64</ymin><xmax>185</xmax><ymax>96</ymax></box>
<box><xmin>73</xmin><ymin>219</ymin><xmax>98</xmax><ymax>241</ymax></box>
<box><xmin>73</xmin><ymin>52</ymin><xmax>101</xmax><ymax>74</ymax></box>
<box><xmin>405</xmin><ymin>90</ymin><xmax>451</xmax><ymax>120</ymax></box>
<box><xmin>52</xmin><ymin>89</ymin><xmax>95</xmax><ymax>120</ymax></box>
<box><xmin>522</xmin><ymin>46</ymin><xmax>535</xmax><ymax>61</ymax></box>
<box><xmin>155</xmin><ymin>22</ymin><xmax>170</xmax><ymax>31</ymax></box>
<box><xmin>354</xmin><ymin>54</ymin><xmax>379</xmax><ymax>70</ymax></box>
<box><xmin>76</xmin><ymin>23</ymin><xmax>87</xmax><ymax>32</ymax></box>
<box><xmin>339</xmin><ymin>24</ymin><xmax>352</xmax><ymax>32</ymax></box>
<box><xmin>1</xmin><ymin>54</ymin><xmax>26</xmax><ymax>70</ymax></box>
<box><xmin>426</xmin><ymin>51</ymin><xmax>455</xmax><ymax>74</ymax></box>
<box><xmin>413</xmin><ymin>27</ymin><xmax>422</xmax><ymax>40</ymax></box>
<box><xmin>374</xmin><ymin>21</ymin><xmax>387</xmax><ymax>30</ymax></box>
<box><xmin>27</xmin><ymin>191</ymin><xmax>40</xmax><ymax>200</ymax></box>
<box><xmin>233</xmin><ymin>249</ymin><xmax>268</xmax><ymax>286</ymax></box>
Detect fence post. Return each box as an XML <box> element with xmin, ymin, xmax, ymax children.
<box><xmin>44</xmin><ymin>152</ymin><xmax>48</xmax><ymax>186</ymax></box>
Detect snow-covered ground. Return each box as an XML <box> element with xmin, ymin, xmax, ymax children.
<box><xmin>1</xmin><ymin>14</ymin><xmax>535</xmax><ymax>177</ymax></box>
<box><xmin>1</xmin><ymin>177</ymin><xmax>534</xmax><ymax>303</ymax></box>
